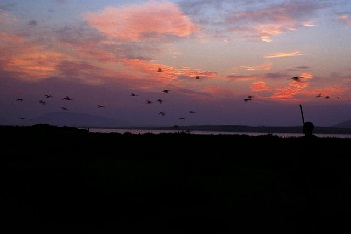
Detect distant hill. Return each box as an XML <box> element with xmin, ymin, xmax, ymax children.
<box><xmin>332</xmin><ymin>119</ymin><xmax>351</xmax><ymax>128</ymax></box>
<box><xmin>21</xmin><ymin>112</ymin><xmax>131</xmax><ymax>128</ymax></box>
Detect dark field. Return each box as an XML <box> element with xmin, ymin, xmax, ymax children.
<box><xmin>1</xmin><ymin>125</ymin><xmax>351</xmax><ymax>233</ymax></box>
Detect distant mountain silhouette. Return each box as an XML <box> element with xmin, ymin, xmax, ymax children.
<box><xmin>23</xmin><ymin>112</ymin><xmax>131</xmax><ymax>128</ymax></box>
<box><xmin>332</xmin><ymin>119</ymin><xmax>351</xmax><ymax>128</ymax></box>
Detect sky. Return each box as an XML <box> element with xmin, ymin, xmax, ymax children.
<box><xmin>1</xmin><ymin>0</ymin><xmax>351</xmax><ymax>127</ymax></box>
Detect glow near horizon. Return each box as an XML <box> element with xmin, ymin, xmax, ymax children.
<box><xmin>1</xmin><ymin>0</ymin><xmax>351</xmax><ymax>127</ymax></box>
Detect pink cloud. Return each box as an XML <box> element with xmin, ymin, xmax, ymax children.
<box><xmin>84</xmin><ymin>0</ymin><xmax>199</xmax><ymax>42</ymax></box>
<box><xmin>0</xmin><ymin>32</ymin><xmax>23</xmax><ymax>43</ymax></box>
<box><xmin>0</xmin><ymin>33</ymin><xmax>67</xmax><ymax>81</ymax></box>
<box><xmin>264</xmin><ymin>51</ymin><xmax>303</xmax><ymax>59</ymax></box>
<box><xmin>338</xmin><ymin>14</ymin><xmax>351</xmax><ymax>25</ymax></box>
<box><xmin>121</xmin><ymin>58</ymin><xmax>217</xmax><ymax>82</ymax></box>
<box><xmin>271</xmin><ymin>80</ymin><xmax>308</xmax><ymax>100</ymax></box>
<box><xmin>251</xmin><ymin>81</ymin><xmax>269</xmax><ymax>92</ymax></box>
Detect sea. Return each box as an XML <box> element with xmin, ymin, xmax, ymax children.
<box><xmin>88</xmin><ymin>128</ymin><xmax>351</xmax><ymax>139</ymax></box>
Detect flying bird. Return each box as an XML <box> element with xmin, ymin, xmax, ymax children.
<box><xmin>130</xmin><ymin>93</ymin><xmax>139</xmax><ymax>96</ymax></box>
<box><xmin>39</xmin><ymin>100</ymin><xmax>46</xmax><ymax>105</ymax></box>
<box><xmin>195</xmin><ymin>76</ymin><xmax>200</xmax><ymax>79</ymax></box>
<box><xmin>18</xmin><ymin>117</ymin><xmax>25</xmax><ymax>120</ymax></box>
<box><xmin>179</xmin><ymin>117</ymin><xmax>185</xmax><ymax>120</ymax></box>
<box><xmin>97</xmin><ymin>105</ymin><xmax>105</xmax><ymax>108</ymax></box>
<box><xmin>156</xmin><ymin>99</ymin><xmax>163</xmax><ymax>104</ymax></box>
<box><xmin>159</xmin><ymin>111</ymin><xmax>165</xmax><ymax>116</ymax></box>
<box><xmin>157</xmin><ymin>67</ymin><xmax>162</xmax><ymax>72</ymax></box>
<box><xmin>16</xmin><ymin>98</ymin><xmax>23</xmax><ymax>102</ymax></box>
<box><xmin>162</xmin><ymin>89</ymin><xmax>170</xmax><ymax>93</ymax></box>
<box><xmin>316</xmin><ymin>93</ymin><xmax>322</xmax><ymax>97</ymax></box>
<box><xmin>189</xmin><ymin>111</ymin><xmax>196</xmax><ymax>113</ymax></box>
<box><xmin>146</xmin><ymin>100</ymin><xmax>153</xmax><ymax>104</ymax></box>
<box><xmin>62</xmin><ymin>96</ymin><xmax>73</xmax><ymax>100</ymax></box>
<box><xmin>244</xmin><ymin>95</ymin><xmax>254</xmax><ymax>102</ymax></box>
<box><xmin>61</xmin><ymin>107</ymin><xmax>68</xmax><ymax>111</ymax></box>
<box><xmin>44</xmin><ymin>94</ymin><xmax>53</xmax><ymax>98</ymax></box>
<box><xmin>290</xmin><ymin>76</ymin><xmax>303</xmax><ymax>82</ymax></box>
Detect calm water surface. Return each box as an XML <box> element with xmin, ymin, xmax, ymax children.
<box><xmin>89</xmin><ymin>128</ymin><xmax>351</xmax><ymax>138</ymax></box>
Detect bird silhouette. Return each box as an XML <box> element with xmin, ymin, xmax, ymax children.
<box><xmin>18</xmin><ymin>117</ymin><xmax>25</xmax><ymax>120</ymax></box>
<box><xmin>162</xmin><ymin>89</ymin><xmax>170</xmax><ymax>93</ymax></box>
<box><xmin>316</xmin><ymin>93</ymin><xmax>322</xmax><ymax>97</ymax></box>
<box><xmin>44</xmin><ymin>94</ymin><xmax>53</xmax><ymax>98</ymax></box>
<box><xmin>61</xmin><ymin>107</ymin><xmax>68</xmax><ymax>111</ymax></box>
<box><xmin>196</xmin><ymin>76</ymin><xmax>200</xmax><ymax>79</ymax></box>
<box><xmin>157</xmin><ymin>67</ymin><xmax>162</xmax><ymax>72</ymax></box>
<box><xmin>62</xmin><ymin>96</ymin><xmax>73</xmax><ymax>100</ymax></box>
<box><xmin>16</xmin><ymin>98</ymin><xmax>23</xmax><ymax>102</ymax></box>
<box><xmin>156</xmin><ymin>99</ymin><xmax>163</xmax><ymax>104</ymax></box>
<box><xmin>244</xmin><ymin>95</ymin><xmax>254</xmax><ymax>102</ymax></box>
<box><xmin>325</xmin><ymin>96</ymin><xmax>330</xmax><ymax>99</ymax></box>
<box><xmin>130</xmin><ymin>93</ymin><xmax>139</xmax><ymax>96</ymax></box>
<box><xmin>290</xmin><ymin>76</ymin><xmax>303</xmax><ymax>82</ymax></box>
<box><xmin>97</xmin><ymin>105</ymin><xmax>105</xmax><ymax>108</ymax></box>
<box><xmin>146</xmin><ymin>100</ymin><xmax>153</xmax><ymax>104</ymax></box>
<box><xmin>39</xmin><ymin>100</ymin><xmax>46</xmax><ymax>105</ymax></box>
<box><xmin>189</xmin><ymin>111</ymin><xmax>196</xmax><ymax>113</ymax></box>
<box><xmin>179</xmin><ymin>117</ymin><xmax>185</xmax><ymax>120</ymax></box>
<box><xmin>159</xmin><ymin>111</ymin><xmax>165</xmax><ymax>116</ymax></box>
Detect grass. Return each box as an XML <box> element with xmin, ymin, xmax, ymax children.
<box><xmin>1</xmin><ymin>125</ymin><xmax>351</xmax><ymax>233</ymax></box>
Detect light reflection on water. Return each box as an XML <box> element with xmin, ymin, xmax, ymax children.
<box><xmin>88</xmin><ymin>128</ymin><xmax>351</xmax><ymax>138</ymax></box>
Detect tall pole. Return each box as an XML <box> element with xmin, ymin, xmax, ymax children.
<box><xmin>299</xmin><ymin>104</ymin><xmax>305</xmax><ymax>125</ymax></box>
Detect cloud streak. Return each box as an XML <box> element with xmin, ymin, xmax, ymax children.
<box><xmin>264</xmin><ymin>51</ymin><xmax>304</xmax><ymax>59</ymax></box>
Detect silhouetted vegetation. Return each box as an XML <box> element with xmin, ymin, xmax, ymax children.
<box><xmin>1</xmin><ymin>125</ymin><xmax>351</xmax><ymax>233</ymax></box>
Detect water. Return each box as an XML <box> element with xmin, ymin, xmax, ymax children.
<box><xmin>88</xmin><ymin>128</ymin><xmax>351</xmax><ymax>138</ymax></box>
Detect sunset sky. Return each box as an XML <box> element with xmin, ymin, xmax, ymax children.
<box><xmin>1</xmin><ymin>0</ymin><xmax>351</xmax><ymax>127</ymax></box>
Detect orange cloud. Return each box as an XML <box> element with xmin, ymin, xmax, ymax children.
<box><xmin>264</xmin><ymin>50</ymin><xmax>303</xmax><ymax>58</ymax></box>
<box><xmin>300</xmin><ymin>72</ymin><xmax>313</xmax><ymax>79</ymax></box>
<box><xmin>271</xmin><ymin>80</ymin><xmax>308</xmax><ymax>100</ymax></box>
<box><xmin>338</xmin><ymin>15</ymin><xmax>351</xmax><ymax>25</ymax></box>
<box><xmin>5</xmin><ymin>50</ymin><xmax>66</xmax><ymax>81</ymax></box>
<box><xmin>121</xmin><ymin>58</ymin><xmax>217</xmax><ymax>83</ymax></box>
<box><xmin>257</xmin><ymin>26</ymin><xmax>283</xmax><ymax>42</ymax></box>
<box><xmin>240</xmin><ymin>63</ymin><xmax>272</xmax><ymax>71</ymax></box>
<box><xmin>84</xmin><ymin>1</ymin><xmax>198</xmax><ymax>42</ymax></box>
<box><xmin>0</xmin><ymin>32</ymin><xmax>23</xmax><ymax>43</ymax></box>
<box><xmin>251</xmin><ymin>81</ymin><xmax>269</xmax><ymax>92</ymax></box>
<box><xmin>303</xmin><ymin>22</ymin><xmax>316</xmax><ymax>27</ymax></box>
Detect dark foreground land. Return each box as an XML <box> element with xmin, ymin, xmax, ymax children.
<box><xmin>1</xmin><ymin>124</ymin><xmax>351</xmax><ymax>233</ymax></box>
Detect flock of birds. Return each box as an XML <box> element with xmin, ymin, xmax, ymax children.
<box><xmin>290</xmin><ymin>76</ymin><xmax>340</xmax><ymax>99</ymax></box>
<box><xmin>14</xmin><ymin>73</ymin><xmax>338</xmax><ymax>123</ymax></box>
<box><xmin>14</xmin><ymin>87</ymin><xmax>198</xmax><ymax>124</ymax></box>
<box><xmin>15</xmin><ymin>94</ymin><xmax>81</xmax><ymax>119</ymax></box>
<box><xmin>129</xmin><ymin>89</ymin><xmax>197</xmax><ymax>123</ymax></box>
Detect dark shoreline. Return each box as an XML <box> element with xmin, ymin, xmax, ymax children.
<box><xmin>94</xmin><ymin>124</ymin><xmax>351</xmax><ymax>134</ymax></box>
<box><xmin>5</xmin><ymin>123</ymin><xmax>351</xmax><ymax>134</ymax></box>
<box><xmin>2</xmin><ymin>124</ymin><xmax>351</xmax><ymax>233</ymax></box>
